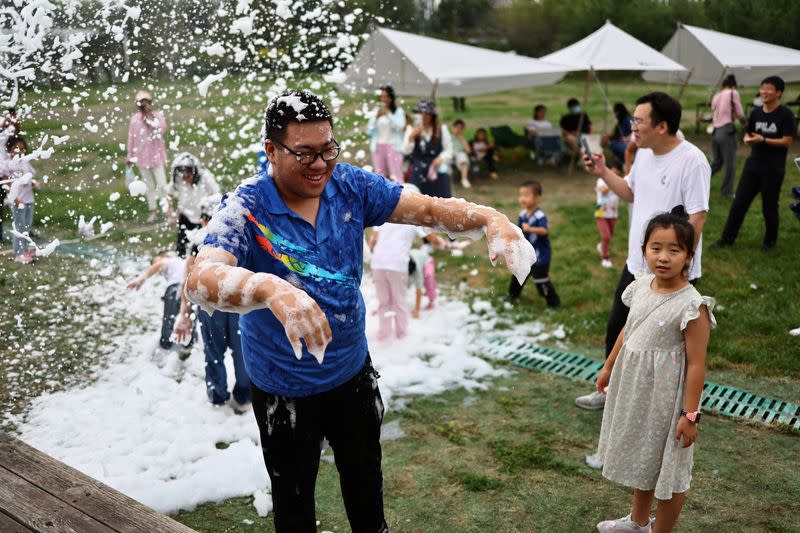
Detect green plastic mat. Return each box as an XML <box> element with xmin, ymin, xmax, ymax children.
<box><xmin>481</xmin><ymin>336</ymin><xmax>800</xmax><ymax>431</ymax></box>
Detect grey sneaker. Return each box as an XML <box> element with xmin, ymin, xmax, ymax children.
<box><xmin>597</xmin><ymin>514</ymin><xmax>652</xmax><ymax>532</ymax></box>
<box><xmin>575</xmin><ymin>390</ymin><xmax>606</xmax><ymax>410</ymax></box>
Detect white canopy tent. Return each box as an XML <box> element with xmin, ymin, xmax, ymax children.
<box><xmin>540</xmin><ymin>21</ymin><xmax>687</xmax><ymax>168</ymax></box>
<box><xmin>643</xmin><ymin>24</ymin><xmax>800</xmax><ymax>86</ymax></box>
<box><xmin>541</xmin><ymin>20</ymin><xmax>688</xmax><ymax>74</ymax></box>
<box><xmin>337</xmin><ymin>27</ymin><xmax>568</xmax><ymax>98</ymax></box>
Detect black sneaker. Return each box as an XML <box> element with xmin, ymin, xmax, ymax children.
<box><xmin>761</xmin><ymin>242</ymin><xmax>776</xmax><ymax>252</ymax></box>
<box><xmin>790</xmin><ymin>202</ymin><xmax>800</xmax><ymax>222</ymax></box>
<box><xmin>792</xmin><ymin>186</ymin><xmax>800</xmax><ymax>201</ymax></box>
<box><xmin>709</xmin><ymin>240</ymin><xmax>732</xmax><ymax>249</ymax></box>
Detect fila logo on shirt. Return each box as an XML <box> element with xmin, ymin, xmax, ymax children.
<box><xmin>755</xmin><ymin>121</ymin><xmax>778</xmax><ymax>134</ymax></box>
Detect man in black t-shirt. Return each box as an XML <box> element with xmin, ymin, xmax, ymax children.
<box><xmin>713</xmin><ymin>76</ymin><xmax>796</xmax><ymax>251</ymax></box>
<box><xmin>560</xmin><ymin>97</ymin><xmax>592</xmax><ymax>155</ymax></box>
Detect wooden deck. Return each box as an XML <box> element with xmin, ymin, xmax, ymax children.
<box><xmin>0</xmin><ymin>431</ymin><xmax>197</xmax><ymax>533</ymax></box>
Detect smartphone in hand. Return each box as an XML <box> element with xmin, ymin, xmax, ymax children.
<box><xmin>580</xmin><ymin>137</ymin><xmax>594</xmax><ymax>167</ymax></box>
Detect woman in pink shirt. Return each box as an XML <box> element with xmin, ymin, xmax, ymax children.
<box><xmin>710</xmin><ymin>75</ymin><xmax>745</xmax><ymax>198</ymax></box>
<box><xmin>127</xmin><ymin>89</ymin><xmax>169</xmax><ymax>222</ymax></box>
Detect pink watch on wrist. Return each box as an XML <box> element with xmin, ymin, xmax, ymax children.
<box><xmin>680</xmin><ymin>409</ymin><xmax>701</xmax><ymax>423</ymax></box>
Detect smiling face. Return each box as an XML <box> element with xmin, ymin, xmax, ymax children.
<box><xmin>380</xmin><ymin>89</ymin><xmax>392</xmax><ymax>107</ymax></box>
<box><xmin>265</xmin><ymin>120</ymin><xmax>336</xmax><ymax>204</ymax></box>
<box><xmin>759</xmin><ymin>82</ymin><xmax>781</xmax><ymax>106</ymax></box>
<box><xmin>643</xmin><ymin>226</ymin><xmax>692</xmax><ymax>283</ymax></box>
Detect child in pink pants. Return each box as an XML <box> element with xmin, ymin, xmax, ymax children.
<box><xmin>370</xmin><ymin>223</ymin><xmax>431</xmax><ymax>341</ymax></box>
<box><xmin>595</xmin><ymin>167</ymin><xmax>620</xmax><ymax>269</ymax></box>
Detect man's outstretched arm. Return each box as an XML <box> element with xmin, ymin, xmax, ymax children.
<box><xmin>185</xmin><ymin>247</ymin><xmax>332</xmax><ymax>362</ymax></box>
<box><xmin>387</xmin><ymin>190</ymin><xmax>536</xmax><ymax>284</ymax></box>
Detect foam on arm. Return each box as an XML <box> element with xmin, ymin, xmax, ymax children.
<box><xmin>387</xmin><ymin>189</ymin><xmax>536</xmax><ymax>285</ymax></box>
<box><xmin>186</xmin><ymin>246</ymin><xmax>331</xmax><ymax>363</ymax></box>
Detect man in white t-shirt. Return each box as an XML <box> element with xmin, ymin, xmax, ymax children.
<box><xmin>576</xmin><ymin>92</ymin><xmax>710</xmax><ymax>410</ymax></box>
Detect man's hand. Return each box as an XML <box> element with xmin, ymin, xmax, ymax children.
<box><xmin>267</xmin><ymin>279</ymin><xmax>333</xmax><ymax>364</ymax></box>
<box><xmin>485</xmin><ymin>214</ymin><xmax>536</xmax><ymax>285</ymax></box>
<box><xmin>172</xmin><ymin>311</ymin><xmax>194</xmax><ymax>346</ymax></box>
<box><xmin>584</xmin><ymin>151</ymin><xmax>607</xmax><ymax>176</ymax></box>
<box><xmin>743</xmin><ymin>132</ymin><xmax>763</xmax><ymax>146</ymax></box>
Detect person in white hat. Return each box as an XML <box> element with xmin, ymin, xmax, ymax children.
<box><xmin>126</xmin><ymin>89</ymin><xmax>169</xmax><ymax>223</ymax></box>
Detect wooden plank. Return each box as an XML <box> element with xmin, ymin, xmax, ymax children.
<box><xmin>0</xmin><ymin>464</ymin><xmax>115</xmax><ymax>533</ymax></box>
<box><xmin>0</xmin><ymin>510</ymin><xmax>36</xmax><ymax>533</ymax></box>
<box><xmin>0</xmin><ymin>432</ymin><xmax>197</xmax><ymax>533</ymax></box>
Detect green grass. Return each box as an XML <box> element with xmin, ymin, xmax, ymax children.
<box><xmin>3</xmin><ymin>74</ymin><xmax>800</xmax><ymax>531</ymax></box>
<box><xmin>173</xmin><ymin>371</ymin><xmax>800</xmax><ymax>532</ymax></box>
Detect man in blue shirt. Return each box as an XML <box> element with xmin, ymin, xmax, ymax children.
<box><xmin>507</xmin><ymin>180</ymin><xmax>560</xmax><ymax>308</ymax></box>
<box><xmin>186</xmin><ymin>90</ymin><xmax>535</xmax><ymax>532</ymax></box>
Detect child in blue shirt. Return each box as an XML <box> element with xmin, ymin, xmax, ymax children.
<box><xmin>508</xmin><ymin>180</ymin><xmax>560</xmax><ymax>307</ymax></box>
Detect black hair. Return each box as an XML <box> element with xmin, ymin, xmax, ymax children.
<box><xmin>567</xmin><ymin>98</ymin><xmax>580</xmax><ymax>108</ymax></box>
<box><xmin>534</xmin><ymin>104</ymin><xmax>546</xmax><ymax>117</ymax></box>
<box><xmin>722</xmin><ymin>74</ymin><xmax>737</xmax><ymax>88</ymax></box>
<box><xmin>6</xmin><ymin>134</ymin><xmax>27</xmax><ymax>153</ymax></box>
<box><xmin>761</xmin><ymin>75</ymin><xmax>785</xmax><ymax>94</ymax></box>
<box><xmin>474</xmin><ymin>127</ymin><xmax>487</xmax><ymax>140</ymax></box>
<box><xmin>380</xmin><ymin>85</ymin><xmax>397</xmax><ymax>113</ymax></box>
<box><xmin>613</xmin><ymin>102</ymin><xmax>630</xmax><ymax>120</ymax></box>
<box><xmin>453</xmin><ymin>119</ymin><xmax>465</xmax><ymax>127</ymax></box>
<box><xmin>520</xmin><ymin>180</ymin><xmax>542</xmax><ymax>196</ymax></box>
<box><xmin>264</xmin><ymin>90</ymin><xmax>333</xmax><ymax>143</ymax></box>
<box><xmin>607</xmin><ymin>157</ymin><xmax>624</xmax><ymax>172</ymax></box>
<box><xmin>635</xmin><ymin>92</ymin><xmax>681</xmax><ymax>135</ymax></box>
<box><xmin>641</xmin><ymin>205</ymin><xmax>695</xmax><ymax>272</ymax></box>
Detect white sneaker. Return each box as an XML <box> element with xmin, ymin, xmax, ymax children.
<box><xmin>596</xmin><ymin>242</ymin><xmax>603</xmax><ymax>255</ymax></box>
<box><xmin>146</xmin><ymin>212</ymin><xmax>157</xmax><ymax>223</ymax></box>
<box><xmin>461</xmin><ymin>178</ymin><xmax>472</xmax><ymax>189</ymax></box>
<box><xmin>597</xmin><ymin>514</ymin><xmax>652</xmax><ymax>532</ymax></box>
<box><xmin>575</xmin><ymin>390</ymin><xmax>606</xmax><ymax>410</ymax></box>
<box><xmin>601</xmin><ymin>259</ymin><xmax>613</xmax><ymax>269</ymax></box>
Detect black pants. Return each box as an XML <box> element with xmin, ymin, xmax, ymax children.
<box><xmin>251</xmin><ymin>357</ymin><xmax>388</xmax><ymax>533</ymax></box>
<box><xmin>473</xmin><ymin>148</ymin><xmax>496</xmax><ymax>173</ymax></box>
<box><xmin>604</xmin><ymin>265</ymin><xmax>698</xmax><ymax>357</ymax></box>
<box><xmin>508</xmin><ymin>263</ymin><xmax>560</xmax><ymax>307</ymax></box>
<box><xmin>720</xmin><ymin>158</ymin><xmax>785</xmax><ymax>246</ymax></box>
<box><xmin>176</xmin><ymin>213</ymin><xmax>201</xmax><ymax>258</ymax></box>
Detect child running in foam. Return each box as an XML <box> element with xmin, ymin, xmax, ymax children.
<box><xmin>594</xmin><ymin>206</ymin><xmax>715</xmax><ymax>533</ymax></box>
<box><xmin>127</xmin><ymin>250</ymin><xmax>195</xmax><ymax>359</ymax></box>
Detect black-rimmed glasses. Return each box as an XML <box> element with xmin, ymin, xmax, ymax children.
<box><xmin>272</xmin><ymin>139</ymin><xmax>340</xmax><ymax>166</ymax></box>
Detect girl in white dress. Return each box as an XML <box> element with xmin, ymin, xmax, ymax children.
<box><xmin>595</xmin><ymin>205</ymin><xmax>715</xmax><ymax>533</ymax></box>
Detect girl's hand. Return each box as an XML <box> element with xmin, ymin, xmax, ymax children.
<box><xmin>127</xmin><ymin>276</ymin><xmax>144</xmax><ymax>290</ymax></box>
<box><xmin>596</xmin><ymin>367</ymin><xmax>611</xmax><ymax>393</ymax></box>
<box><xmin>675</xmin><ymin>417</ymin><xmax>697</xmax><ymax>448</ymax></box>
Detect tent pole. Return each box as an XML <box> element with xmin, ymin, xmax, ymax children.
<box><xmin>569</xmin><ymin>68</ymin><xmax>592</xmax><ymax>175</ymax></box>
<box><xmin>594</xmin><ymin>69</ymin><xmax>612</xmax><ymax>132</ymax></box>
<box><xmin>431</xmin><ymin>79</ymin><xmax>438</xmax><ymax>101</ymax></box>
<box><xmin>677</xmin><ymin>67</ymin><xmax>693</xmax><ymax>100</ymax></box>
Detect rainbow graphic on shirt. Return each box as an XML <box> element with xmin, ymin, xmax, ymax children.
<box><xmin>246</xmin><ymin>212</ymin><xmax>357</xmax><ymax>287</ymax></box>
